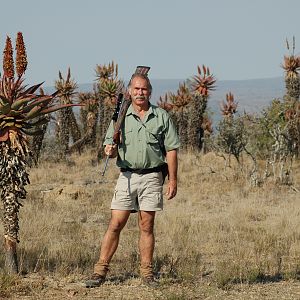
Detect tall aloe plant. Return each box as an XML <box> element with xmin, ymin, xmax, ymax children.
<box><xmin>0</xmin><ymin>33</ymin><xmax>75</xmax><ymax>273</ymax></box>
<box><xmin>55</xmin><ymin>68</ymin><xmax>80</xmax><ymax>154</ymax></box>
<box><xmin>95</xmin><ymin>61</ymin><xmax>124</xmax><ymax>158</ymax></box>
<box><xmin>158</xmin><ymin>66</ymin><xmax>216</xmax><ymax>151</ymax></box>
<box><xmin>68</xmin><ymin>91</ymin><xmax>99</xmax><ymax>153</ymax></box>
<box><xmin>170</xmin><ymin>83</ymin><xmax>192</xmax><ymax>150</ymax></box>
<box><xmin>282</xmin><ymin>37</ymin><xmax>300</xmax><ymax>101</ymax></box>
<box><xmin>30</xmin><ymin>88</ymin><xmax>50</xmax><ymax>166</ymax></box>
<box><xmin>282</xmin><ymin>37</ymin><xmax>300</xmax><ymax>157</ymax></box>
<box><xmin>189</xmin><ymin>65</ymin><xmax>216</xmax><ymax>150</ymax></box>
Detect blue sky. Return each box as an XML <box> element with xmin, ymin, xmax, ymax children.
<box><xmin>1</xmin><ymin>0</ymin><xmax>299</xmax><ymax>85</ymax></box>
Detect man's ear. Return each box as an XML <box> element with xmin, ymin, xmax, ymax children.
<box><xmin>128</xmin><ymin>86</ymin><xmax>132</xmax><ymax>96</ymax></box>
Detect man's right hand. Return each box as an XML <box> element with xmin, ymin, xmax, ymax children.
<box><xmin>104</xmin><ymin>144</ymin><xmax>118</xmax><ymax>158</ymax></box>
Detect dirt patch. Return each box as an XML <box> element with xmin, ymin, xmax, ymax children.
<box><xmin>5</xmin><ymin>274</ymin><xmax>300</xmax><ymax>300</ymax></box>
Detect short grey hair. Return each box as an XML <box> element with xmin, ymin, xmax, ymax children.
<box><xmin>128</xmin><ymin>73</ymin><xmax>152</xmax><ymax>95</ymax></box>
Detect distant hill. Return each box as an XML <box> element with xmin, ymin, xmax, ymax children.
<box><xmin>44</xmin><ymin>77</ymin><xmax>286</xmax><ymax>124</ymax></box>
<box><xmin>150</xmin><ymin>77</ymin><xmax>285</xmax><ymax>121</ymax></box>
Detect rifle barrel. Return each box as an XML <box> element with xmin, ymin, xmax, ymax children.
<box><xmin>101</xmin><ymin>155</ymin><xmax>110</xmax><ymax>176</ymax></box>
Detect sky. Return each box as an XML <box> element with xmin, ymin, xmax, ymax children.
<box><xmin>0</xmin><ymin>0</ymin><xmax>299</xmax><ymax>86</ymax></box>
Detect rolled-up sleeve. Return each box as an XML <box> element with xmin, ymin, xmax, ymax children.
<box><xmin>164</xmin><ymin>116</ymin><xmax>180</xmax><ymax>151</ymax></box>
<box><xmin>103</xmin><ymin>121</ymin><xmax>114</xmax><ymax>145</ymax></box>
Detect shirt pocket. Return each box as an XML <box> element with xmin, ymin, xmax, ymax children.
<box><xmin>123</xmin><ymin>129</ymin><xmax>133</xmax><ymax>145</ymax></box>
<box><xmin>146</xmin><ymin>130</ymin><xmax>164</xmax><ymax>153</ymax></box>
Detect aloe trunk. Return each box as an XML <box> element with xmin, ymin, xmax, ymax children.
<box><xmin>30</xmin><ymin>117</ymin><xmax>49</xmax><ymax>165</ymax></box>
<box><xmin>177</xmin><ymin>110</ymin><xmax>189</xmax><ymax>150</ymax></box>
<box><xmin>188</xmin><ymin>94</ymin><xmax>207</xmax><ymax>151</ymax></box>
<box><xmin>285</xmin><ymin>76</ymin><xmax>300</xmax><ymax>101</ymax></box>
<box><xmin>0</xmin><ymin>139</ymin><xmax>30</xmax><ymax>274</ymax></box>
<box><xmin>69</xmin><ymin>112</ymin><xmax>97</xmax><ymax>153</ymax></box>
<box><xmin>58</xmin><ymin>109</ymin><xmax>70</xmax><ymax>153</ymax></box>
<box><xmin>4</xmin><ymin>237</ymin><xmax>18</xmax><ymax>273</ymax></box>
<box><xmin>68</xmin><ymin>107</ymin><xmax>81</xmax><ymax>142</ymax></box>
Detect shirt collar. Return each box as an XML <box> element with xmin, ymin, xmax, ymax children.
<box><xmin>126</xmin><ymin>103</ymin><xmax>157</xmax><ymax>118</ymax></box>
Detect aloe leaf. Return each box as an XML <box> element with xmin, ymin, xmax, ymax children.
<box><xmin>0</xmin><ymin>103</ymin><xmax>11</xmax><ymax>114</ymax></box>
<box><xmin>0</xmin><ymin>95</ymin><xmax>10</xmax><ymax>105</ymax></box>
<box><xmin>23</xmin><ymin>105</ymin><xmax>42</xmax><ymax>120</ymax></box>
<box><xmin>29</xmin><ymin>95</ymin><xmax>53</xmax><ymax>106</ymax></box>
<box><xmin>23</xmin><ymin>117</ymin><xmax>48</xmax><ymax>128</ymax></box>
<box><xmin>11</xmin><ymin>95</ymin><xmax>36</xmax><ymax>110</ymax></box>
<box><xmin>19</xmin><ymin>82</ymin><xmax>44</xmax><ymax>97</ymax></box>
<box><xmin>51</xmin><ymin>90</ymin><xmax>59</xmax><ymax>97</ymax></box>
<box><xmin>8</xmin><ymin>110</ymin><xmax>22</xmax><ymax>117</ymax></box>
<box><xmin>22</xmin><ymin>96</ymin><xmax>53</xmax><ymax>113</ymax></box>
<box><xmin>2</xmin><ymin>122</ymin><xmax>15</xmax><ymax>128</ymax></box>
<box><xmin>14</xmin><ymin>123</ymin><xmax>23</xmax><ymax>128</ymax></box>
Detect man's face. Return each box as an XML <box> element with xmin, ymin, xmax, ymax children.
<box><xmin>129</xmin><ymin>76</ymin><xmax>151</xmax><ymax>106</ymax></box>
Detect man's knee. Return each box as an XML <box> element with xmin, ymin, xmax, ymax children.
<box><xmin>108</xmin><ymin>220</ymin><xmax>126</xmax><ymax>233</ymax></box>
<box><xmin>139</xmin><ymin>219</ymin><xmax>154</xmax><ymax>234</ymax></box>
<box><xmin>107</xmin><ymin>210</ymin><xmax>130</xmax><ymax>234</ymax></box>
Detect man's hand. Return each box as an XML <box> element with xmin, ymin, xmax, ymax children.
<box><xmin>166</xmin><ymin>179</ymin><xmax>177</xmax><ymax>200</ymax></box>
<box><xmin>104</xmin><ymin>144</ymin><xmax>118</xmax><ymax>158</ymax></box>
<box><xmin>165</xmin><ymin>149</ymin><xmax>178</xmax><ymax>200</ymax></box>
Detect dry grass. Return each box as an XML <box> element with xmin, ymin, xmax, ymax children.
<box><xmin>1</xmin><ymin>150</ymin><xmax>300</xmax><ymax>299</ymax></box>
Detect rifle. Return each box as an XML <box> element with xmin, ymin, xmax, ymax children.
<box><xmin>101</xmin><ymin>92</ymin><xmax>131</xmax><ymax>176</ymax></box>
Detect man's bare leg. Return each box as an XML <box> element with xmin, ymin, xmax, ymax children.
<box><xmin>138</xmin><ymin>211</ymin><xmax>156</xmax><ymax>280</ymax></box>
<box><xmin>94</xmin><ymin>210</ymin><xmax>131</xmax><ymax>274</ymax></box>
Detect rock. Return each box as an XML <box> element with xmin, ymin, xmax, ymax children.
<box><xmin>79</xmin><ymin>215</ymin><xmax>87</xmax><ymax>223</ymax></box>
<box><xmin>63</xmin><ymin>217</ymin><xmax>76</xmax><ymax>224</ymax></box>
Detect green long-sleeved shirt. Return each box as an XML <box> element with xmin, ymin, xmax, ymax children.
<box><xmin>104</xmin><ymin>103</ymin><xmax>180</xmax><ymax>169</ymax></box>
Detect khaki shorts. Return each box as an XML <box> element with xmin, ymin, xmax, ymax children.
<box><xmin>111</xmin><ymin>171</ymin><xmax>163</xmax><ymax>211</ymax></box>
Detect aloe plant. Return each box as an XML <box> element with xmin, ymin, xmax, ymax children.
<box><xmin>68</xmin><ymin>91</ymin><xmax>99</xmax><ymax>153</ymax></box>
<box><xmin>55</xmin><ymin>68</ymin><xmax>81</xmax><ymax>154</ymax></box>
<box><xmin>95</xmin><ymin>61</ymin><xmax>124</xmax><ymax>158</ymax></box>
<box><xmin>282</xmin><ymin>37</ymin><xmax>300</xmax><ymax>101</ymax></box>
<box><xmin>0</xmin><ymin>33</ymin><xmax>76</xmax><ymax>273</ymax></box>
<box><xmin>158</xmin><ymin>66</ymin><xmax>216</xmax><ymax>151</ymax></box>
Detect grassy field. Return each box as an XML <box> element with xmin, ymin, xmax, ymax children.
<box><xmin>1</xmin><ymin>150</ymin><xmax>300</xmax><ymax>299</ymax></box>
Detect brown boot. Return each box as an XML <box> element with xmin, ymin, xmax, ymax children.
<box><xmin>85</xmin><ymin>260</ymin><xmax>109</xmax><ymax>288</ymax></box>
<box><xmin>140</xmin><ymin>263</ymin><xmax>159</xmax><ymax>288</ymax></box>
<box><xmin>85</xmin><ymin>273</ymin><xmax>106</xmax><ymax>288</ymax></box>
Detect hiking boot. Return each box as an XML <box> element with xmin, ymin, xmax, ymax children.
<box><xmin>141</xmin><ymin>276</ymin><xmax>159</xmax><ymax>288</ymax></box>
<box><xmin>85</xmin><ymin>273</ymin><xmax>106</xmax><ymax>288</ymax></box>
<box><xmin>140</xmin><ymin>262</ymin><xmax>158</xmax><ymax>288</ymax></box>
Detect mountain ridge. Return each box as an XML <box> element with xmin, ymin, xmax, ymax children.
<box><xmin>44</xmin><ymin>76</ymin><xmax>286</xmax><ymax>122</ymax></box>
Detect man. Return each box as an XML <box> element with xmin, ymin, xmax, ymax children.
<box><xmin>86</xmin><ymin>67</ymin><xmax>180</xmax><ymax>288</ymax></box>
